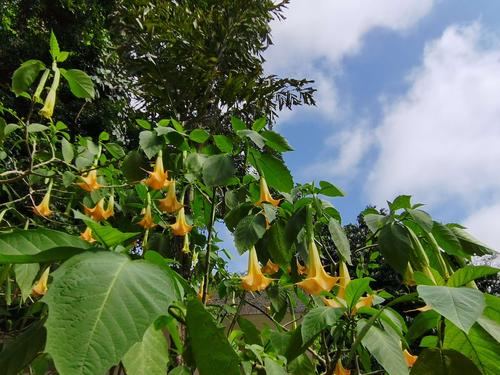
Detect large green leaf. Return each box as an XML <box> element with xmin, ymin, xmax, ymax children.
<box><xmin>318</xmin><ymin>181</ymin><xmax>344</xmax><ymax>197</ymax></box>
<box><xmin>11</xmin><ymin>59</ymin><xmax>45</xmax><ymax>95</ymax></box>
<box><xmin>44</xmin><ymin>252</ymin><xmax>181</xmax><ymax>375</ymax></box>
<box><xmin>258</xmin><ymin>220</ymin><xmax>293</xmax><ymax>264</ymax></box>
<box><xmin>378</xmin><ymin>223</ymin><xmax>412</xmax><ymax>274</ymax></box>
<box><xmin>60</xmin><ymin>68</ymin><xmax>95</xmax><ymax>99</ymax></box>
<box><xmin>443</xmin><ymin>320</ymin><xmax>500</xmax><ymax>375</ymax></box>
<box><xmin>250</xmin><ymin>150</ymin><xmax>293</xmax><ymax>193</ymax></box>
<box><xmin>202</xmin><ymin>154</ymin><xmax>235</xmax><ymax>186</ymax></box>
<box><xmin>410</xmin><ymin>348</ymin><xmax>481</xmax><ymax>375</ymax></box>
<box><xmin>237</xmin><ymin>317</ymin><xmax>261</xmax><ymax>345</ymax></box>
<box><xmin>139</xmin><ymin>131</ymin><xmax>163</xmax><ymax>159</ymax></box>
<box><xmin>122</xmin><ymin>324</ymin><xmax>169</xmax><ymax>375</ymax></box>
<box><xmin>447</xmin><ymin>265</ymin><xmax>499</xmax><ymax>287</ymax></box>
<box><xmin>14</xmin><ymin>263</ymin><xmax>39</xmax><ymax>301</ymax></box>
<box><xmin>121</xmin><ymin>150</ymin><xmax>148</xmax><ymax>182</ymax></box>
<box><xmin>345</xmin><ymin>278</ymin><xmax>372</xmax><ymax>309</ymax></box>
<box><xmin>388</xmin><ymin>195</ymin><xmax>412</xmax><ymax>211</ymax></box>
<box><xmin>328</xmin><ymin>218</ymin><xmax>351</xmax><ymax>264</ymax></box>
<box><xmin>417</xmin><ymin>286</ymin><xmax>484</xmax><ymax>333</ymax></box>
<box><xmin>186</xmin><ymin>299</ymin><xmax>240</xmax><ymax>375</ymax></box>
<box><xmin>450</xmin><ymin>227</ymin><xmax>494</xmax><ymax>256</ymax></box>
<box><xmin>358</xmin><ymin>320</ymin><xmax>409</xmax><ymax>375</ymax></box>
<box><xmin>301</xmin><ymin>307</ymin><xmax>343</xmax><ymax>344</ymax></box>
<box><xmin>0</xmin><ymin>320</ymin><xmax>46</xmax><ymax>375</ymax></box>
<box><xmin>407</xmin><ymin>209</ymin><xmax>433</xmax><ymax>232</ymax></box>
<box><xmin>261</xmin><ymin>130</ymin><xmax>293</xmax><ymax>152</ymax></box>
<box><xmin>0</xmin><ymin>229</ymin><xmax>91</xmax><ymax>264</ymax></box>
<box><xmin>234</xmin><ymin>214</ymin><xmax>266</xmax><ymax>254</ymax></box>
<box><xmin>237</xmin><ymin>129</ymin><xmax>266</xmax><ymax>149</ymax></box>
<box><xmin>406</xmin><ymin>310</ymin><xmax>440</xmax><ymax>344</ymax></box>
<box><xmin>431</xmin><ymin>222</ymin><xmax>465</xmax><ymax>257</ymax></box>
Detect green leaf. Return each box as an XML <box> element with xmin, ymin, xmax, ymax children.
<box><xmin>136</xmin><ymin>119</ymin><xmax>152</xmax><ymax>130</ymax></box>
<box><xmin>431</xmin><ymin>222</ymin><xmax>465</xmax><ymax>257</ymax></box>
<box><xmin>284</xmin><ymin>206</ymin><xmax>307</xmax><ymax>249</ymax></box>
<box><xmin>186</xmin><ymin>299</ymin><xmax>240</xmax><ymax>375</ymax></box>
<box><xmin>301</xmin><ymin>307</ymin><xmax>343</xmax><ymax>344</ymax></box>
<box><xmin>407</xmin><ymin>209</ymin><xmax>433</xmax><ymax>232</ymax></box>
<box><xmin>0</xmin><ymin>229</ymin><xmax>91</xmax><ymax>264</ymax></box>
<box><xmin>364</xmin><ymin>213</ymin><xmax>388</xmax><ymax>233</ymax></box>
<box><xmin>318</xmin><ymin>181</ymin><xmax>344</xmax><ymax>197</ymax></box>
<box><xmin>44</xmin><ymin>252</ymin><xmax>181</xmax><ymax>375</ymax></box>
<box><xmin>139</xmin><ymin>130</ymin><xmax>163</xmax><ymax>159</ymax></box>
<box><xmin>251</xmin><ymin>150</ymin><xmax>293</xmax><ymax>192</ymax></box>
<box><xmin>328</xmin><ymin>218</ymin><xmax>351</xmax><ymax>264</ymax></box>
<box><xmin>234</xmin><ymin>215</ymin><xmax>266</xmax><ymax>254</ymax></box>
<box><xmin>410</xmin><ymin>348</ymin><xmax>481</xmax><ymax>375</ymax></box>
<box><xmin>231</xmin><ymin>116</ymin><xmax>246</xmax><ymax>132</ymax></box>
<box><xmin>252</xmin><ymin>117</ymin><xmax>267</xmax><ymax>132</ymax></box>
<box><xmin>27</xmin><ymin>123</ymin><xmax>49</xmax><ymax>133</ymax></box>
<box><xmin>49</xmin><ymin>31</ymin><xmax>60</xmax><ymax>60</ymax></box>
<box><xmin>237</xmin><ymin>129</ymin><xmax>266</xmax><ymax>149</ymax></box>
<box><xmin>202</xmin><ymin>154</ymin><xmax>235</xmax><ymax>186</ymax></box>
<box><xmin>378</xmin><ymin>223</ymin><xmax>412</xmax><ymax>274</ymax></box>
<box><xmin>261</xmin><ymin>130</ymin><xmax>293</xmax><ymax>152</ymax></box>
<box><xmin>345</xmin><ymin>278</ymin><xmax>372</xmax><ymax>309</ymax></box>
<box><xmin>443</xmin><ymin>321</ymin><xmax>500</xmax><ymax>375</ymax></box>
<box><xmin>264</xmin><ymin>358</ymin><xmax>286</xmax><ymax>375</ymax></box>
<box><xmin>14</xmin><ymin>263</ymin><xmax>39</xmax><ymax>301</ymax></box>
<box><xmin>60</xmin><ymin>68</ymin><xmax>95</xmax><ymax>99</ymax></box>
<box><xmin>389</xmin><ymin>195</ymin><xmax>412</xmax><ymax>211</ymax></box>
<box><xmin>121</xmin><ymin>150</ymin><xmax>148</xmax><ymax>182</ymax></box>
<box><xmin>417</xmin><ymin>285</ymin><xmax>485</xmax><ymax>333</ymax></box>
<box><xmin>406</xmin><ymin>310</ymin><xmax>440</xmax><ymax>344</ymax></box>
<box><xmin>213</xmin><ymin>135</ymin><xmax>233</xmax><ymax>153</ymax></box>
<box><xmin>237</xmin><ymin>317</ymin><xmax>261</xmax><ymax>345</ymax></box>
<box><xmin>61</xmin><ymin>137</ymin><xmax>74</xmax><ymax>163</ymax></box>
<box><xmin>450</xmin><ymin>227</ymin><xmax>494</xmax><ymax>256</ymax></box>
<box><xmin>105</xmin><ymin>143</ymin><xmax>125</xmax><ymax>159</ymax></box>
<box><xmin>224</xmin><ymin>202</ymin><xmax>253</xmax><ymax>231</ymax></box>
<box><xmin>358</xmin><ymin>320</ymin><xmax>409</xmax><ymax>375</ymax></box>
<box><xmin>0</xmin><ymin>321</ymin><xmax>46</xmax><ymax>375</ymax></box>
<box><xmin>11</xmin><ymin>59</ymin><xmax>45</xmax><ymax>95</ymax></box>
<box><xmin>447</xmin><ymin>265</ymin><xmax>499</xmax><ymax>287</ymax></box>
<box><xmin>189</xmin><ymin>129</ymin><xmax>210</xmax><ymax>143</ymax></box>
<box><xmin>74</xmin><ymin>211</ymin><xmax>139</xmax><ymax>247</ymax></box>
<box><xmin>259</xmin><ymin>220</ymin><xmax>293</xmax><ymax>264</ymax></box>
<box><xmin>122</xmin><ymin>324</ymin><xmax>169</xmax><ymax>375</ymax></box>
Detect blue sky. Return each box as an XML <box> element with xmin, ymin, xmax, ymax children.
<box><xmin>225</xmin><ymin>0</ymin><xmax>500</xmax><ymax>272</ymax></box>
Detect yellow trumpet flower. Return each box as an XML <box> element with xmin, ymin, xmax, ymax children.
<box><xmin>144</xmin><ymin>152</ymin><xmax>171</xmax><ymax>190</ymax></box>
<box><xmin>338</xmin><ymin>260</ymin><xmax>351</xmax><ymax>300</ymax></box>
<box><xmin>334</xmin><ymin>360</ymin><xmax>351</xmax><ymax>375</ymax></box>
<box><xmin>261</xmin><ymin>259</ymin><xmax>280</xmax><ymax>275</ymax></box>
<box><xmin>39</xmin><ymin>66</ymin><xmax>60</xmax><ymax>119</ymax></box>
<box><xmin>403</xmin><ymin>349</ymin><xmax>418</xmax><ymax>367</ymax></box>
<box><xmin>241</xmin><ymin>247</ymin><xmax>273</xmax><ymax>292</ymax></box>
<box><xmin>32</xmin><ymin>267</ymin><xmax>50</xmax><ymax>296</ymax></box>
<box><xmin>158</xmin><ymin>180</ymin><xmax>183</xmax><ymax>213</ymax></box>
<box><xmin>137</xmin><ymin>205</ymin><xmax>156</xmax><ymax>229</ymax></box>
<box><xmin>182</xmin><ymin>234</ymin><xmax>190</xmax><ymax>254</ymax></box>
<box><xmin>170</xmin><ymin>207</ymin><xmax>193</xmax><ymax>236</ymax></box>
<box><xmin>256</xmin><ymin>176</ymin><xmax>280</xmax><ymax>207</ymax></box>
<box><xmin>84</xmin><ymin>197</ymin><xmax>114</xmax><ymax>221</ymax></box>
<box><xmin>297</xmin><ymin>240</ymin><xmax>338</xmax><ymax>295</ymax></box>
<box><xmin>77</xmin><ymin>169</ymin><xmax>102</xmax><ymax>192</ymax></box>
<box><xmin>80</xmin><ymin>227</ymin><xmax>96</xmax><ymax>243</ymax></box>
<box><xmin>33</xmin><ymin>189</ymin><xmax>53</xmax><ymax>218</ymax></box>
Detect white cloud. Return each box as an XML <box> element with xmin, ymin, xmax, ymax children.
<box><xmin>367</xmin><ymin>23</ymin><xmax>500</xmax><ymax>248</ymax></box>
<box><xmin>266</xmin><ymin>0</ymin><xmax>435</xmax><ymax>121</ymax></box>
<box><xmin>464</xmin><ymin>203</ymin><xmax>500</xmax><ymax>251</ymax></box>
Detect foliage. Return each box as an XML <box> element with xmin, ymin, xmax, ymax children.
<box><xmin>0</xmin><ymin>28</ymin><xmax>499</xmax><ymax>375</ymax></box>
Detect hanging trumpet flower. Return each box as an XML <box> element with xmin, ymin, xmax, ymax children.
<box><xmin>261</xmin><ymin>259</ymin><xmax>280</xmax><ymax>275</ymax></box>
<box><xmin>84</xmin><ymin>196</ymin><xmax>114</xmax><ymax>221</ymax></box>
<box><xmin>137</xmin><ymin>204</ymin><xmax>156</xmax><ymax>229</ymax></box>
<box><xmin>256</xmin><ymin>176</ymin><xmax>280</xmax><ymax>207</ymax></box>
<box><xmin>334</xmin><ymin>360</ymin><xmax>351</xmax><ymax>375</ymax></box>
<box><xmin>32</xmin><ymin>267</ymin><xmax>51</xmax><ymax>296</ymax></box>
<box><xmin>403</xmin><ymin>349</ymin><xmax>418</xmax><ymax>367</ymax></box>
<box><xmin>182</xmin><ymin>234</ymin><xmax>190</xmax><ymax>254</ymax></box>
<box><xmin>158</xmin><ymin>180</ymin><xmax>183</xmax><ymax>213</ymax></box>
<box><xmin>33</xmin><ymin>180</ymin><xmax>54</xmax><ymax>218</ymax></box>
<box><xmin>80</xmin><ymin>227</ymin><xmax>96</xmax><ymax>243</ymax></box>
<box><xmin>144</xmin><ymin>151</ymin><xmax>171</xmax><ymax>190</ymax></box>
<box><xmin>77</xmin><ymin>169</ymin><xmax>102</xmax><ymax>192</ymax></box>
<box><xmin>241</xmin><ymin>246</ymin><xmax>273</xmax><ymax>292</ymax></box>
<box><xmin>39</xmin><ymin>63</ymin><xmax>60</xmax><ymax>119</ymax></box>
<box><xmin>297</xmin><ymin>239</ymin><xmax>338</xmax><ymax>295</ymax></box>
<box><xmin>170</xmin><ymin>207</ymin><xmax>192</xmax><ymax>236</ymax></box>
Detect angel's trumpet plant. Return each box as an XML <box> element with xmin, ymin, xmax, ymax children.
<box><xmin>241</xmin><ymin>247</ymin><xmax>273</xmax><ymax>292</ymax></box>
<box><xmin>256</xmin><ymin>176</ymin><xmax>280</xmax><ymax>207</ymax></box>
<box><xmin>77</xmin><ymin>169</ymin><xmax>102</xmax><ymax>192</ymax></box>
<box><xmin>159</xmin><ymin>180</ymin><xmax>183</xmax><ymax>213</ymax></box>
<box><xmin>323</xmin><ymin>261</ymin><xmax>352</xmax><ymax>308</ymax></box>
<box><xmin>297</xmin><ymin>239</ymin><xmax>338</xmax><ymax>295</ymax></box>
<box><xmin>32</xmin><ymin>267</ymin><xmax>50</xmax><ymax>296</ymax></box>
<box><xmin>84</xmin><ymin>196</ymin><xmax>114</xmax><ymax>221</ymax></box>
<box><xmin>33</xmin><ymin>181</ymin><xmax>53</xmax><ymax>218</ymax></box>
<box><xmin>261</xmin><ymin>259</ymin><xmax>280</xmax><ymax>275</ymax></box>
<box><xmin>334</xmin><ymin>359</ymin><xmax>351</xmax><ymax>375</ymax></box>
<box><xmin>39</xmin><ymin>63</ymin><xmax>60</xmax><ymax>119</ymax></box>
<box><xmin>137</xmin><ymin>204</ymin><xmax>156</xmax><ymax>229</ymax></box>
<box><xmin>170</xmin><ymin>207</ymin><xmax>192</xmax><ymax>236</ymax></box>
<box><xmin>403</xmin><ymin>349</ymin><xmax>418</xmax><ymax>367</ymax></box>
<box><xmin>80</xmin><ymin>227</ymin><xmax>96</xmax><ymax>243</ymax></box>
<box><xmin>144</xmin><ymin>152</ymin><xmax>171</xmax><ymax>190</ymax></box>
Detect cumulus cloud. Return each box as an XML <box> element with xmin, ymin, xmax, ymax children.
<box><xmin>463</xmin><ymin>203</ymin><xmax>500</xmax><ymax>251</ymax></box>
<box><xmin>368</xmin><ymin>24</ymin><xmax>500</xmax><ymax>211</ymax></box>
<box><xmin>266</xmin><ymin>0</ymin><xmax>435</xmax><ymax>120</ymax></box>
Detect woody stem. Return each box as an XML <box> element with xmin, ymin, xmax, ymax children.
<box><xmin>202</xmin><ymin>188</ymin><xmax>217</xmax><ymax>305</ymax></box>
